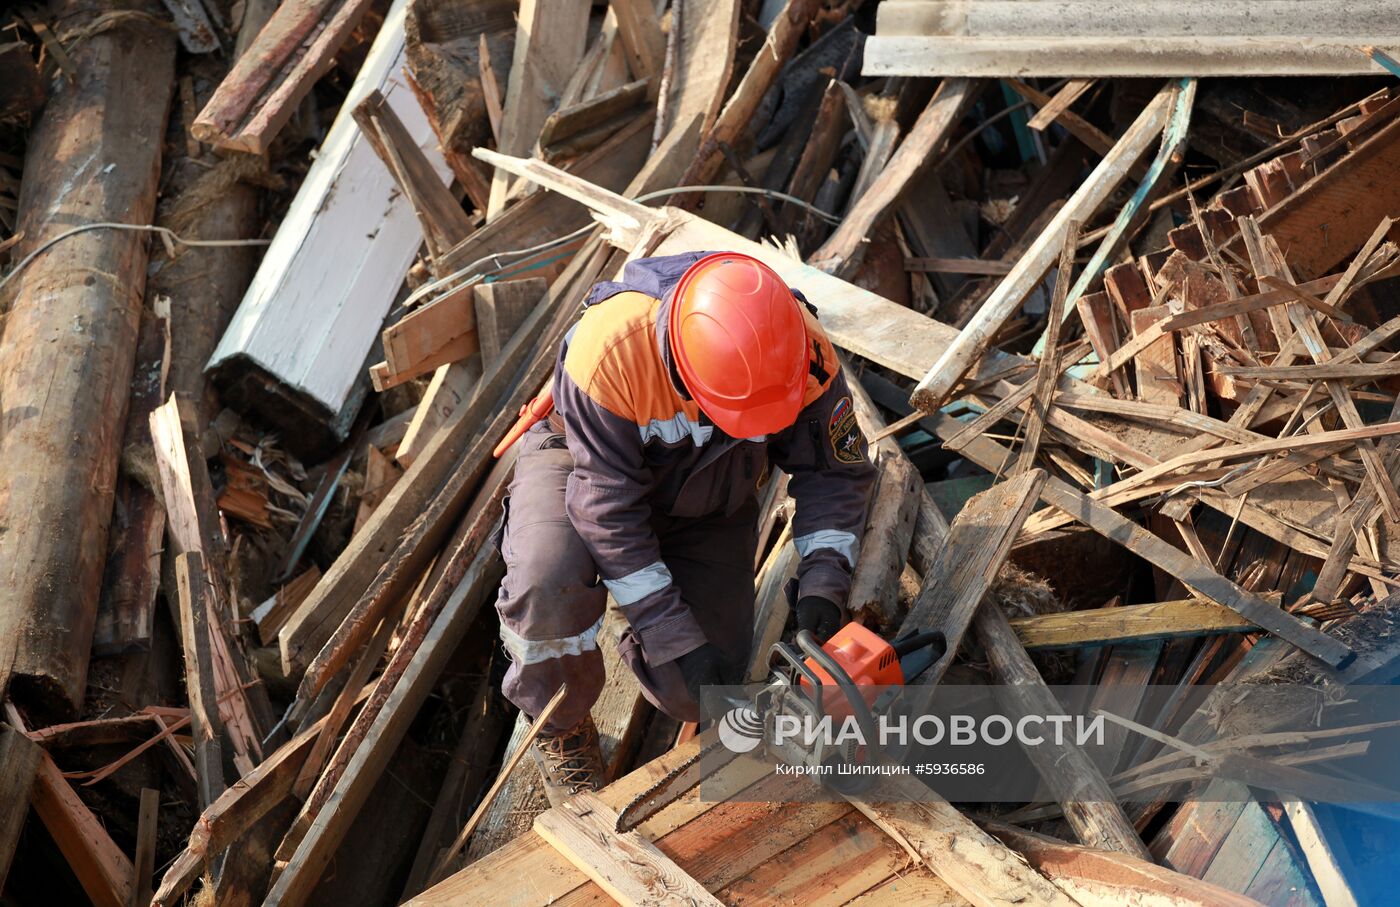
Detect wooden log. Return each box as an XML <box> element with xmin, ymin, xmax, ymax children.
<box><xmin>534</xmin><ymin>793</ymin><xmax>723</xmax><ymax>906</ymax></box>
<box><xmin>486</xmin><ymin>0</ymin><xmax>590</xmax><ymax>218</ymax></box>
<box><xmin>898</xmin><ymin>471</ymin><xmax>1047</xmax><ymax>685</ymax></box>
<box><xmin>974</xmin><ymin>599</ymin><xmax>1151</xmax><ymax>858</ymax></box>
<box><xmin>910</xmin><ymin>84</ymin><xmax>1174</xmax><ymax>413</ymax></box>
<box><xmin>984</xmin><ymin>820</ymin><xmax>1263</xmax><ymax>907</ymax></box>
<box><xmin>844</xmin><ymin>363</ymin><xmax>921</xmax><ymax>629</ymax></box>
<box><xmin>207</xmin><ymin>0</ymin><xmax>453</xmax><ymax>456</ymax></box>
<box><xmin>0</xmin><ymin>1</ymin><xmax>175</xmax><ymax>714</ymax></box>
<box><xmin>95</xmin><ymin>304</ymin><xmax>170</xmax><ymax>654</ymax></box>
<box><xmin>812</xmin><ymin>77</ymin><xmax>977</xmax><ymax>277</ymax></box>
<box><xmin>176</xmin><ymin>552</ymin><xmax>228</xmax><ymax>808</ymax></box>
<box><xmin>0</xmin><ymin>725</ymin><xmax>41</xmax><ymax>889</ymax></box>
<box><xmin>193</xmin><ymin>0</ymin><xmax>377</xmax><ymax>153</ymax></box>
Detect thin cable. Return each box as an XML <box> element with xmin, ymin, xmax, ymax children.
<box><xmin>0</xmin><ymin>222</ymin><xmax>271</xmax><ymax>296</ymax></box>
<box><xmin>403</xmin><ymin>183</ymin><xmax>846</xmax><ymax>309</ymax></box>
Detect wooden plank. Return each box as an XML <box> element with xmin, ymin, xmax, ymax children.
<box><xmin>0</xmin><ymin>3</ymin><xmax>174</xmax><ymax>714</ymax></box>
<box><xmin>176</xmin><ymin>551</ymin><xmax>228</xmax><ymax>809</ymax></box>
<box><xmin>150</xmin><ymin>395</ymin><xmax>265</xmax><ymax>761</ymax></box>
<box><xmin>193</xmin><ymin>0</ymin><xmax>376</xmax><ymax>153</ymax></box>
<box><xmin>609</xmin><ymin>0</ymin><xmax>665</xmax><ymax>80</ymax></box>
<box><xmin>911</xmin><ymin>84</ymin><xmax>1174</xmax><ymax>412</ymax></box>
<box><xmin>353</xmin><ymin>87</ymin><xmax>475</xmax><ymax>262</ymax></box>
<box><xmin>378</xmin><ymin>283</ymin><xmax>479</xmax><ymax>385</ymax></box>
<box><xmin>811</xmin><ymin>77</ymin><xmax>977</xmax><ymax>277</ymax></box>
<box><xmin>864</xmin><ymin>35</ymin><xmax>1400</xmax><ymax>77</ymax></box>
<box><xmin>919</xmin><ymin>413</ymin><xmax>1361</xmax><ymax>669</ymax></box>
<box><xmin>30</xmin><ymin>747</ymin><xmax>135</xmax><ymax>907</ymax></box>
<box><xmin>984</xmin><ymin>821</ymin><xmax>1263</xmax><ymax>907</ymax></box>
<box><xmin>1028</xmin><ymin>78</ymin><xmax>1094</xmax><ymax>130</ymax></box>
<box><xmin>487</xmin><ymin>0</ymin><xmax>591</xmax><ymax>218</ymax></box>
<box><xmin>129</xmin><ymin>788</ymin><xmax>159</xmax><ymax>907</ymax></box>
<box><xmin>0</xmin><ymin>725</ymin><xmax>40</xmax><ymax>889</ymax></box>
<box><xmin>1132</xmin><ymin>305</ymin><xmax>1181</xmax><ymax>406</ymax></box>
<box><xmin>1218</xmin><ymin>360</ymin><xmax>1400</xmax><ymax>380</ymax></box>
<box><xmin>207</xmin><ymin>2</ymin><xmax>452</xmax><ymax>452</ymax></box>
<box><xmin>898</xmin><ymin>471</ymin><xmax>1046</xmax><ymax>683</ymax></box>
<box><xmin>849</xmin><ymin>775</ymin><xmax>1080</xmax><ymax>907</ymax></box>
<box><xmin>266</xmin><ymin>544</ymin><xmax>503</xmax><ymax>907</ymax></box>
<box><xmin>1011</xmin><ymin>599</ymin><xmax>1255</xmax><ymax>650</ymax></box>
<box><xmin>1244</xmin><ymin>109</ymin><xmax>1400</xmax><ymax>279</ymax></box>
<box><xmin>973</xmin><ymin>557</ymin><xmax>1150</xmax><ymax>859</ymax></box>
<box><xmin>1282</xmin><ymin>801</ymin><xmax>1359</xmax><ymax>907</ymax></box>
<box><xmin>252</xmin><ymin>567</ymin><xmax>322</xmax><ymax>647</ymax></box>
<box><xmin>1016</xmin><ymin>224</ymin><xmax>1077</xmax><ymax>474</ymax></box>
<box><xmin>396</xmin><ymin>358</ymin><xmax>482</xmax><ymax>469</ymax></box>
<box><xmin>534</xmin><ymin>793</ymin><xmax>722</xmax><ymax>907</ymax></box>
<box><xmin>905</xmin><ymin>256</ymin><xmax>1013</xmax><ymax>275</ymax></box>
<box><xmin>474</xmin><ymin>278</ymin><xmax>548</xmax><ymax>367</ymax></box>
<box><xmin>876</xmin><ymin>1</ymin><xmax>1400</xmax><ymax>38</ymax></box>
<box><xmin>677</xmin><ymin>0</ymin><xmax>819</xmax><ymax>193</ymax></box>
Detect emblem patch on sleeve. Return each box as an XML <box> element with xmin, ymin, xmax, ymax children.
<box><xmin>828</xmin><ymin>396</ymin><xmax>866</xmax><ymax>464</ymax></box>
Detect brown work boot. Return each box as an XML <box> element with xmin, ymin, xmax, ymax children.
<box><xmin>530</xmin><ymin>716</ymin><xmax>605</xmax><ymax>806</ymax></box>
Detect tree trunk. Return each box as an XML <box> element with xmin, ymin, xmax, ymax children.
<box><xmin>0</xmin><ymin>0</ymin><xmax>176</xmax><ymax>714</ymax></box>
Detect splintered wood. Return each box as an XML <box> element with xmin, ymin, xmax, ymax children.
<box><xmin>11</xmin><ymin>3</ymin><xmax>1400</xmax><ymax>907</ymax></box>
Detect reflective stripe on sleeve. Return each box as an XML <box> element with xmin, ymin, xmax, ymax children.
<box><xmin>793</xmin><ymin>529</ymin><xmax>859</xmax><ymax>567</ymax></box>
<box><xmin>602</xmin><ymin>561</ymin><xmax>673</xmax><ymax>606</ymax></box>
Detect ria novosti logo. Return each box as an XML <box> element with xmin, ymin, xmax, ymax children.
<box><xmin>716</xmin><ymin>706</ymin><xmax>764</xmax><ymax>753</ymax></box>
<box><xmin>717</xmin><ymin>705</ymin><xmax>1106</xmax><ymax>753</ymax></box>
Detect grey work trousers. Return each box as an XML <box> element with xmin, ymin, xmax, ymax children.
<box><xmin>495</xmin><ymin>428</ymin><xmax>758</xmax><ymax>733</ymax></box>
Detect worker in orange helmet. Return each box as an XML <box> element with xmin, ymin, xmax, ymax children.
<box><xmin>492</xmin><ymin>251</ymin><xmax>875</xmax><ymax>805</ymax></box>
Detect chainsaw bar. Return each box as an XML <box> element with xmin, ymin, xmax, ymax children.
<box><xmin>615</xmin><ymin>740</ymin><xmax>739</xmax><ymax>832</ymax></box>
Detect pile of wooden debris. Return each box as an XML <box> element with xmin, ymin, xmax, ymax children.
<box><xmin>3</xmin><ymin>1</ymin><xmax>1400</xmax><ymax>905</ymax></box>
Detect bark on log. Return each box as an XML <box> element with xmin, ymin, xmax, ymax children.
<box><xmin>0</xmin><ymin>1</ymin><xmax>176</xmax><ymax>714</ymax></box>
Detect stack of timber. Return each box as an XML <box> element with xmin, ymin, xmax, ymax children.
<box><xmin>4</xmin><ymin>1</ymin><xmax>1400</xmax><ymax>905</ymax></box>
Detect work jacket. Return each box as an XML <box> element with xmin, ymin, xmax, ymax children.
<box><xmin>552</xmin><ymin>251</ymin><xmax>876</xmax><ymax>667</ymax></box>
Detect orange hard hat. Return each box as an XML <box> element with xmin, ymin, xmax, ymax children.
<box><xmin>668</xmin><ymin>253</ymin><xmax>807</xmax><ymax>438</ymax></box>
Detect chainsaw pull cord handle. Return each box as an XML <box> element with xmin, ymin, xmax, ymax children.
<box><xmin>795</xmin><ymin>630</ymin><xmax>881</xmax><ymax>759</ymax></box>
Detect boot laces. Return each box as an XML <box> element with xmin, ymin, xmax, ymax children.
<box><xmin>537</xmin><ymin>723</ymin><xmax>601</xmax><ymax>794</ymax></box>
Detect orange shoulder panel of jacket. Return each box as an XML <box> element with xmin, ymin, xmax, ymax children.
<box><xmin>562</xmin><ymin>291</ymin><xmax>702</xmax><ymax>426</ymax></box>
<box><xmin>800</xmin><ymin>305</ymin><xmax>839</xmax><ymax>408</ymax></box>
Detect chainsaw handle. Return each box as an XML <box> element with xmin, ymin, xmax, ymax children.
<box><xmin>795</xmin><ymin>630</ymin><xmax>881</xmax><ymax>758</ymax></box>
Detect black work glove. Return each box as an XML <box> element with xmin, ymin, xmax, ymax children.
<box><xmin>796</xmin><ymin>596</ymin><xmax>842</xmax><ymax>643</ymax></box>
<box><xmin>675</xmin><ymin>642</ymin><xmax>725</xmax><ymax>713</ymax></box>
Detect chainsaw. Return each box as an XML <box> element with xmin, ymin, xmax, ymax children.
<box><xmin>614</xmin><ymin>621</ymin><xmax>946</xmax><ymax>832</ymax></box>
